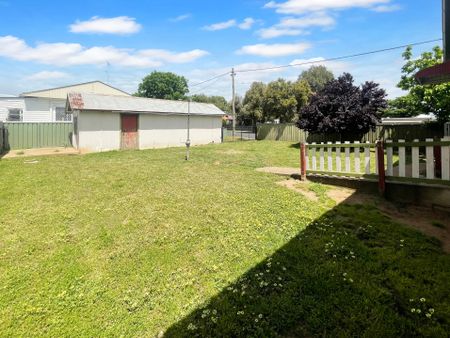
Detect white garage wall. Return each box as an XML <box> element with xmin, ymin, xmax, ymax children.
<box><xmin>78</xmin><ymin>111</ymin><xmax>121</xmax><ymax>152</ymax></box>
<box><xmin>138</xmin><ymin>114</ymin><xmax>222</xmax><ymax>149</ymax></box>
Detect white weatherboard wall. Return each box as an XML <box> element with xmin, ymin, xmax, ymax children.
<box><xmin>0</xmin><ymin>97</ymin><xmax>66</xmax><ymax>122</ymax></box>
<box><xmin>0</xmin><ymin>98</ymin><xmax>24</xmax><ymax>121</ymax></box>
<box><xmin>23</xmin><ymin>97</ymin><xmax>66</xmax><ymax>122</ymax></box>
<box><xmin>138</xmin><ymin>114</ymin><xmax>222</xmax><ymax>149</ymax></box>
<box><xmin>77</xmin><ymin>111</ymin><xmax>121</xmax><ymax>152</ymax></box>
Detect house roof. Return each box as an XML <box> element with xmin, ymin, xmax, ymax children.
<box><xmin>21</xmin><ymin>81</ymin><xmax>130</xmax><ymax>99</ymax></box>
<box><xmin>67</xmin><ymin>92</ymin><xmax>226</xmax><ymax>116</ymax></box>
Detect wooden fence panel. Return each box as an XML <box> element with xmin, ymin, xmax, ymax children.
<box><xmin>0</xmin><ymin>122</ymin><xmax>4</xmax><ymax>151</ymax></box>
<box><xmin>2</xmin><ymin>122</ymin><xmax>73</xmax><ymax>150</ymax></box>
<box><xmin>257</xmin><ymin>123</ymin><xmax>444</xmax><ymax>143</ymax></box>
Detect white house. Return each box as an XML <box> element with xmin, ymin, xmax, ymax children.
<box><xmin>67</xmin><ymin>92</ymin><xmax>225</xmax><ymax>152</ymax></box>
<box><xmin>0</xmin><ymin>81</ymin><xmax>130</xmax><ymax>123</ymax></box>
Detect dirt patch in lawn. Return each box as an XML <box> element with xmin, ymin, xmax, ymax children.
<box><xmin>277</xmin><ymin>179</ymin><xmax>319</xmax><ymax>202</ymax></box>
<box><xmin>257</xmin><ymin>167</ymin><xmax>298</xmax><ymax>176</ymax></box>
<box><xmin>2</xmin><ymin>147</ymin><xmax>79</xmax><ymax>159</ymax></box>
<box><xmin>273</xmin><ymin>176</ymin><xmax>450</xmax><ymax>253</ymax></box>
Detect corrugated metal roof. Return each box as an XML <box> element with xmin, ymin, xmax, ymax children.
<box><xmin>67</xmin><ymin>92</ymin><xmax>226</xmax><ymax>116</ymax></box>
<box><xmin>21</xmin><ymin>81</ymin><xmax>130</xmax><ymax>99</ymax></box>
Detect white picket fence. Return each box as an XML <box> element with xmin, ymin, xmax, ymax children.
<box><xmin>305</xmin><ymin>139</ymin><xmax>450</xmax><ymax>184</ymax></box>
<box><xmin>306</xmin><ymin>141</ymin><xmax>375</xmax><ymax>176</ymax></box>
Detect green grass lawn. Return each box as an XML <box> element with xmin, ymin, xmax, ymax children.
<box><xmin>0</xmin><ymin>141</ymin><xmax>449</xmax><ymax>337</ymax></box>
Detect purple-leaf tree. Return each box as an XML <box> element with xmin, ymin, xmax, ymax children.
<box><xmin>297</xmin><ymin>73</ymin><xmax>387</xmax><ymax>141</ymax></box>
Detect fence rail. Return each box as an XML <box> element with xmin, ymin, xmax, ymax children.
<box><xmin>302</xmin><ymin>139</ymin><xmax>450</xmax><ymax>187</ymax></box>
<box><xmin>257</xmin><ymin>123</ymin><xmax>444</xmax><ymax>143</ymax></box>
<box><xmin>2</xmin><ymin>122</ymin><xmax>73</xmax><ymax>150</ymax></box>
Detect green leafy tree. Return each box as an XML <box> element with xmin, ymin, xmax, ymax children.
<box><xmin>136</xmin><ymin>71</ymin><xmax>189</xmax><ymax>100</ymax></box>
<box><xmin>298</xmin><ymin>65</ymin><xmax>334</xmax><ymax>93</ymax></box>
<box><xmin>190</xmin><ymin>94</ymin><xmax>231</xmax><ymax>113</ymax></box>
<box><xmin>393</xmin><ymin>46</ymin><xmax>450</xmax><ymax>123</ymax></box>
<box><xmin>241</xmin><ymin>82</ymin><xmax>267</xmax><ymax>124</ymax></box>
<box><xmin>265</xmin><ymin>79</ymin><xmax>311</xmax><ymax>123</ymax></box>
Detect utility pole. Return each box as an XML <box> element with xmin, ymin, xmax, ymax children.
<box><xmin>231</xmin><ymin>68</ymin><xmax>236</xmax><ymax>140</ymax></box>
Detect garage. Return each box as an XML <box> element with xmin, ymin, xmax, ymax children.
<box><xmin>67</xmin><ymin>92</ymin><xmax>225</xmax><ymax>152</ymax></box>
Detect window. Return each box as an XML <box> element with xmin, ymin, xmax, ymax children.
<box><xmin>55</xmin><ymin>107</ymin><xmax>72</xmax><ymax>122</ymax></box>
<box><xmin>7</xmin><ymin>108</ymin><xmax>23</xmax><ymax>121</ymax></box>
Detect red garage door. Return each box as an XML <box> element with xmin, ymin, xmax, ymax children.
<box><xmin>121</xmin><ymin>114</ymin><xmax>138</xmax><ymax>150</ymax></box>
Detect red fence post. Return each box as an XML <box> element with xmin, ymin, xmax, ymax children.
<box><xmin>434</xmin><ymin>145</ymin><xmax>442</xmax><ymax>178</ymax></box>
<box><xmin>300</xmin><ymin>143</ymin><xmax>307</xmax><ymax>181</ymax></box>
<box><xmin>376</xmin><ymin>140</ymin><xmax>386</xmax><ymax>196</ymax></box>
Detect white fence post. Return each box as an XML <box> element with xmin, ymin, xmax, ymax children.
<box><xmin>364</xmin><ymin>142</ymin><xmax>371</xmax><ymax>174</ymax></box>
<box><xmin>386</xmin><ymin>140</ymin><xmax>393</xmax><ymax>176</ymax></box>
<box><xmin>327</xmin><ymin>142</ymin><xmax>333</xmax><ymax>171</ymax></box>
<box><xmin>398</xmin><ymin>139</ymin><xmax>406</xmax><ymax>177</ymax></box>
<box><xmin>336</xmin><ymin>142</ymin><xmax>342</xmax><ymax>172</ymax></box>
<box><xmin>442</xmin><ymin>138</ymin><xmax>450</xmax><ymax>180</ymax></box>
<box><xmin>354</xmin><ymin>141</ymin><xmax>361</xmax><ymax>173</ymax></box>
<box><xmin>319</xmin><ymin>143</ymin><xmax>325</xmax><ymax>171</ymax></box>
<box><xmin>305</xmin><ymin>144</ymin><xmax>309</xmax><ymax>171</ymax></box>
<box><xmin>345</xmin><ymin>141</ymin><xmax>350</xmax><ymax>172</ymax></box>
<box><xmin>312</xmin><ymin>143</ymin><xmax>317</xmax><ymax>170</ymax></box>
<box><xmin>426</xmin><ymin>138</ymin><xmax>435</xmax><ymax>179</ymax></box>
<box><xmin>375</xmin><ymin>142</ymin><xmax>379</xmax><ymax>175</ymax></box>
<box><xmin>412</xmin><ymin>139</ymin><xmax>420</xmax><ymax>178</ymax></box>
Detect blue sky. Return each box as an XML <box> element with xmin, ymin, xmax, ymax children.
<box><xmin>0</xmin><ymin>0</ymin><xmax>442</xmax><ymax>99</ymax></box>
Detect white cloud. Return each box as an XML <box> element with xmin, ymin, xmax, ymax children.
<box><xmin>264</xmin><ymin>0</ymin><xmax>391</xmax><ymax>14</ymax></box>
<box><xmin>69</xmin><ymin>16</ymin><xmax>142</xmax><ymax>35</ymax></box>
<box><xmin>371</xmin><ymin>4</ymin><xmax>401</xmax><ymax>12</ymax></box>
<box><xmin>203</xmin><ymin>19</ymin><xmax>237</xmax><ymax>31</ymax></box>
<box><xmin>289</xmin><ymin>57</ymin><xmax>349</xmax><ymax>73</ymax></box>
<box><xmin>170</xmin><ymin>13</ymin><xmax>191</xmax><ymax>22</ymax></box>
<box><xmin>25</xmin><ymin>71</ymin><xmax>69</xmax><ymax>81</ymax></box>
<box><xmin>238</xmin><ymin>18</ymin><xmax>256</xmax><ymax>30</ymax></box>
<box><xmin>258</xmin><ymin>12</ymin><xmax>335</xmax><ymax>39</ymax></box>
<box><xmin>138</xmin><ymin>49</ymin><xmax>209</xmax><ymax>63</ymax></box>
<box><xmin>0</xmin><ymin>35</ymin><xmax>209</xmax><ymax>68</ymax></box>
<box><xmin>258</xmin><ymin>27</ymin><xmax>305</xmax><ymax>39</ymax></box>
<box><xmin>203</xmin><ymin>18</ymin><xmax>257</xmax><ymax>31</ymax></box>
<box><xmin>237</xmin><ymin>42</ymin><xmax>311</xmax><ymax>57</ymax></box>
<box><xmin>278</xmin><ymin>12</ymin><xmax>335</xmax><ymax>28</ymax></box>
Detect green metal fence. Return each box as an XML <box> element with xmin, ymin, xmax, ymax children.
<box><xmin>256</xmin><ymin>123</ymin><xmax>444</xmax><ymax>143</ymax></box>
<box><xmin>0</xmin><ymin>122</ymin><xmax>4</xmax><ymax>151</ymax></box>
<box><xmin>2</xmin><ymin>122</ymin><xmax>73</xmax><ymax>150</ymax></box>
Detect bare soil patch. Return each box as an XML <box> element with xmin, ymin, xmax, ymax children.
<box><xmin>266</xmin><ymin>171</ymin><xmax>450</xmax><ymax>253</ymax></box>
<box><xmin>256</xmin><ymin>167</ymin><xmax>298</xmax><ymax>176</ymax></box>
<box><xmin>2</xmin><ymin>147</ymin><xmax>79</xmax><ymax>159</ymax></box>
<box><xmin>277</xmin><ymin>179</ymin><xmax>319</xmax><ymax>202</ymax></box>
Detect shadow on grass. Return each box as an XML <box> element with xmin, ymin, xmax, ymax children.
<box><xmin>164</xmin><ymin>192</ymin><xmax>450</xmax><ymax>337</ymax></box>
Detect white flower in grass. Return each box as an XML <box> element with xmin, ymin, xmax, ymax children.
<box><xmin>417</xmin><ymin>309</ymin><xmax>422</xmax><ymax>314</ymax></box>
<box><xmin>426</xmin><ymin>313</ymin><xmax>432</xmax><ymax>318</ymax></box>
<box><xmin>429</xmin><ymin>308</ymin><xmax>434</xmax><ymax>314</ymax></box>
<box><xmin>420</xmin><ymin>298</ymin><xmax>426</xmax><ymax>302</ymax></box>
<box><xmin>411</xmin><ymin>308</ymin><xmax>416</xmax><ymax>313</ymax></box>
<box><xmin>188</xmin><ymin>323</ymin><xmax>197</xmax><ymax>330</ymax></box>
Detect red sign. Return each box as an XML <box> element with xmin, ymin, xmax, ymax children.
<box><xmin>68</xmin><ymin>93</ymin><xmax>84</xmax><ymax>110</ymax></box>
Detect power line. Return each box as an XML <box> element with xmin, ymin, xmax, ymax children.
<box><xmin>234</xmin><ymin>38</ymin><xmax>442</xmax><ymax>74</ymax></box>
<box><xmin>189</xmin><ymin>74</ymin><xmax>227</xmax><ymax>95</ymax></box>
<box><xmin>185</xmin><ymin>38</ymin><xmax>442</xmax><ymax>93</ymax></box>
<box><xmin>189</xmin><ymin>72</ymin><xmax>230</xmax><ymax>87</ymax></box>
